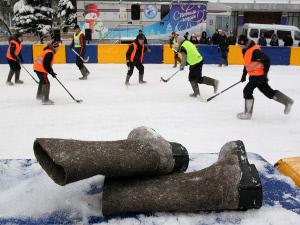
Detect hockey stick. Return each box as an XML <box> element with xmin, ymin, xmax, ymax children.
<box><xmin>55</xmin><ymin>77</ymin><xmax>83</xmax><ymax>103</ymax></box>
<box><xmin>160</xmin><ymin>69</ymin><xmax>181</xmax><ymax>83</ymax></box>
<box><xmin>20</xmin><ymin>63</ymin><xmax>39</xmax><ymax>84</ymax></box>
<box><xmin>206</xmin><ymin>81</ymin><xmax>241</xmax><ymax>102</ymax></box>
<box><xmin>71</xmin><ymin>48</ymin><xmax>89</xmax><ymax>63</ymax></box>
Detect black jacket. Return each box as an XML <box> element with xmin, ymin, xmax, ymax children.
<box><xmin>227</xmin><ymin>36</ymin><xmax>236</xmax><ymax>45</ymax></box>
<box><xmin>218</xmin><ymin>35</ymin><xmax>228</xmax><ymax>51</ymax></box>
<box><xmin>283</xmin><ymin>36</ymin><xmax>293</xmax><ymax>46</ymax></box>
<box><xmin>242</xmin><ymin>41</ymin><xmax>270</xmax><ymax>77</ymax></box>
<box><xmin>41</xmin><ymin>46</ymin><xmax>55</xmax><ymax>75</ymax></box>
<box><xmin>8</xmin><ymin>36</ymin><xmax>23</xmax><ymax>62</ymax></box>
<box><xmin>126</xmin><ymin>40</ymin><xmax>145</xmax><ymax>64</ymax></box>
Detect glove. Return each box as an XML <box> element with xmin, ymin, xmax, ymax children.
<box><xmin>126</xmin><ymin>60</ymin><xmax>131</xmax><ymax>69</ymax></box>
<box><xmin>240</xmin><ymin>74</ymin><xmax>246</xmax><ymax>82</ymax></box>
<box><xmin>51</xmin><ymin>72</ymin><xmax>57</xmax><ymax>78</ymax></box>
<box><xmin>180</xmin><ymin>65</ymin><xmax>184</xmax><ymax>71</ymax></box>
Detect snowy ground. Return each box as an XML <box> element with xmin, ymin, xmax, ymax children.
<box><xmin>0</xmin><ymin>63</ymin><xmax>299</xmax><ymax>224</ymax></box>
<box><xmin>0</xmin><ymin>63</ymin><xmax>299</xmax><ymax>164</ymax></box>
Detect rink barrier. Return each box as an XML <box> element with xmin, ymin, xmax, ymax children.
<box><xmin>290</xmin><ymin>47</ymin><xmax>300</xmax><ymax>65</ymax></box>
<box><xmin>275</xmin><ymin>156</ymin><xmax>300</xmax><ymax>188</ymax></box>
<box><xmin>228</xmin><ymin>45</ymin><xmax>244</xmax><ymax>65</ymax></box>
<box><xmin>65</xmin><ymin>45</ymin><xmax>98</xmax><ymax>63</ymax></box>
<box><xmin>0</xmin><ymin>45</ymin><xmax>33</xmax><ymax>64</ymax></box>
<box><xmin>163</xmin><ymin>44</ymin><xmax>221</xmax><ymax>64</ymax></box>
<box><xmin>0</xmin><ymin>44</ymin><xmax>299</xmax><ymax>66</ymax></box>
<box><xmin>32</xmin><ymin>44</ymin><xmax>66</xmax><ymax>64</ymax></box>
<box><xmin>198</xmin><ymin>45</ymin><xmax>221</xmax><ymax>64</ymax></box>
<box><xmin>98</xmin><ymin>44</ymin><xmax>128</xmax><ymax>63</ymax></box>
<box><xmin>163</xmin><ymin>44</ymin><xmax>178</xmax><ymax>64</ymax></box>
<box><xmin>143</xmin><ymin>44</ymin><xmax>163</xmax><ymax>64</ymax></box>
<box><xmin>261</xmin><ymin>47</ymin><xmax>290</xmax><ymax>65</ymax></box>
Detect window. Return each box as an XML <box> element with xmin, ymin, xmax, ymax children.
<box><xmin>277</xmin><ymin>30</ymin><xmax>291</xmax><ymax>39</ymax></box>
<box><xmin>161</xmin><ymin>5</ymin><xmax>170</xmax><ymax>20</ymax></box>
<box><xmin>131</xmin><ymin>4</ymin><xmax>140</xmax><ymax>20</ymax></box>
<box><xmin>294</xmin><ymin>31</ymin><xmax>300</xmax><ymax>41</ymax></box>
<box><xmin>249</xmin><ymin>29</ymin><xmax>258</xmax><ymax>38</ymax></box>
<box><xmin>260</xmin><ymin>29</ymin><xmax>274</xmax><ymax>38</ymax></box>
<box><xmin>242</xmin><ymin>28</ymin><xmax>248</xmax><ymax>35</ymax></box>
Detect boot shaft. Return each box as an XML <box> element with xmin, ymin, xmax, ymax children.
<box><xmin>202</xmin><ymin>76</ymin><xmax>219</xmax><ymax>93</ymax></box>
<box><xmin>139</xmin><ymin>73</ymin><xmax>147</xmax><ymax>84</ymax></box>
<box><xmin>190</xmin><ymin>81</ymin><xmax>200</xmax><ymax>97</ymax></box>
<box><xmin>237</xmin><ymin>99</ymin><xmax>254</xmax><ymax>120</ymax></box>
<box><xmin>273</xmin><ymin>90</ymin><xmax>294</xmax><ymax>114</ymax></box>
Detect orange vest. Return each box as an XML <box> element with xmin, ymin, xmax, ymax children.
<box><xmin>6</xmin><ymin>40</ymin><xmax>22</xmax><ymax>61</ymax></box>
<box><xmin>33</xmin><ymin>49</ymin><xmax>54</xmax><ymax>74</ymax></box>
<box><xmin>130</xmin><ymin>42</ymin><xmax>144</xmax><ymax>63</ymax></box>
<box><xmin>243</xmin><ymin>45</ymin><xmax>265</xmax><ymax>76</ymax></box>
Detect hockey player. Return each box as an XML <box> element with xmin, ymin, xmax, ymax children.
<box><xmin>71</xmin><ymin>24</ymin><xmax>90</xmax><ymax>80</ymax></box>
<box><xmin>237</xmin><ymin>35</ymin><xmax>294</xmax><ymax>119</ymax></box>
<box><xmin>6</xmin><ymin>33</ymin><xmax>24</xmax><ymax>85</ymax></box>
<box><xmin>169</xmin><ymin>32</ymin><xmax>181</xmax><ymax>68</ymax></box>
<box><xmin>177</xmin><ymin>36</ymin><xmax>219</xmax><ymax>98</ymax></box>
<box><xmin>33</xmin><ymin>41</ymin><xmax>59</xmax><ymax>105</ymax></box>
<box><xmin>125</xmin><ymin>34</ymin><xmax>147</xmax><ymax>85</ymax></box>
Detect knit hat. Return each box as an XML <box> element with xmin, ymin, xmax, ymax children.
<box><xmin>238</xmin><ymin>34</ymin><xmax>249</xmax><ymax>45</ymax></box>
<box><xmin>137</xmin><ymin>34</ymin><xmax>144</xmax><ymax>40</ymax></box>
<box><xmin>51</xmin><ymin>40</ymin><xmax>60</xmax><ymax>48</ymax></box>
<box><xmin>176</xmin><ymin>36</ymin><xmax>185</xmax><ymax>44</ymax></box>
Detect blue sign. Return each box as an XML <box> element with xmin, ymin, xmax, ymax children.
<box><xmin>144</xmin><ymin>5</ymin><xmax>157</xmax><ymax>19</ymax></box>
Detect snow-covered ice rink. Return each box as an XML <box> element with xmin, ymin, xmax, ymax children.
<box><xmin>0</xmin><ymin>63</ymin><xmax>299</xmax><ymax>164</ymax></box>
<box><xmin>0</xmin><ymin>63</ymin><xmax>300</xmax><ymax>224</ymax></box>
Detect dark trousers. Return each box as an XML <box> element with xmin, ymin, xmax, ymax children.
<box><xmin>243</xmin><ymin>76</ymin><xmax>276</xmax><ymax>99</ymax></box>
<box><xmin>174</xmin><ymin>52</ymin><xmax>181</xmax><ymax>64</ymax></box>
<box><xmin>74</xmin><ymin>47</ymin><xmax>84</xmax><ymax>70</ymax></box>
<box><xmin>220</xmin><ymin>49</ymin><xmax>228</xmax><ymax>65</ymax></box>
<box><xmin>36</xmin><ymin>71</ymin><xmax>49</xmax><ymax>84</ymax></box>
<box><xmin>7</xmin><ymin>58</ymin><xmax>21</xmax><ymax>71</ymax></box>
<box><xmin>188</xmin><ymin>61</ymin><xmax>204</xmax><ymax>83</ymax></box>
<box><xmin>127</xmin><ymin>62</ymin><xmax>144</xmax><ymax>77</ymax></box>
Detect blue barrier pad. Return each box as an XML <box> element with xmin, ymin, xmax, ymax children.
<box><xmin>22</xmin><ymin>45</ymin><xmax>33</xmax><ymax>64</ymax></box>
<box><xmin>0</xmin><ymin>45</ymin><xmax>8</xmax><ymax>64</ymax></box>
<box><xmin>0</xmin><ymin>152</ymin><xmax>299</xmax><ymax>224</ymax></box>
<box><xmin>66</xmin><ymin>45</ymin><xmax>98</xmax><ymax>63</ymax></box>
<box><xmin>261</xmin><ymin>47</ymin><xmax>290</xmax><ymax>65</ymax></box>
<box><xmin>198</xmin><ymin>45</ymin><xmax>221</xmax><ymax>64</ymax></box>
<box><xmin>0</xmin><ymin>45</ymin><xmax>32</xmax><ymax>64</ymax></box>
<box><xmin>143</xmin><ymin>45</ymin><xmax>163</xmax><ymax>64</ymax></box>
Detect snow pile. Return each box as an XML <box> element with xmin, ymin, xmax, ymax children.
<box><xmin>57</xmin><ymin>0</ymin><xmax>76</xmax><ymax>28</ymax></box>
<box><xmin>13</xmin><ymin>0</ymin><xmax>53</xmax><ymax>35</ymax></box>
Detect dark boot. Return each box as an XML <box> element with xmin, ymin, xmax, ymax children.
<box><xmin>83</xmin><ymin>65</ymin><xmax>90</xmax><ymax>76</ymax></box>
<box><xmin>15</xmin><ymin>70</ymin><xmax>24</xmax><ymax>84</ymax></box>
<box><xmin>36</xmin><ymin>83</ymin><xmax>43</xmax><ymax>100</ymax></box>
<box><xmin>139</xmin><ymin>73</ymin><xmax>147</xmax><ymax>84</ymax></box>
<box><xmin>6</xmin><ymin>69</ymin><xmax>14</xmax><ymax>86</ymax></box>
<box><xmin>189</xmin><ymin>81</ymin><xmax>200</xmax><ymax>97</ymax></box>
<box><xmin>79</xmin><ymin>67</ymin><xmax>87</xmax><ymax>80</ymax></box>
<box><xmin>273</xmin><ymin>90</ymin><xmax>294</xmax><ymax>114</ymax></box>
<box><xmin>202</xmin><ymin>76</ymin><xmax>219</xmax><ymax>93</ymax></box>
<box><xmin>125</xmin><ymin>74</ymin><xmax>131</xmax><ymax>85</ymax></box>
<box><xmin>237</xmin><ymin>99</ymin><xmax>254</xmax><ymax>120</ymax></box>
<box><xmin>42</xmin><ymin>84</ymin><xmax>54</xmax><ymax>105</ymax></box>
<box><xmin>173</xmin><ymin>60</ymin><xmax>177</xmax><ymax>68</ymax></box>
